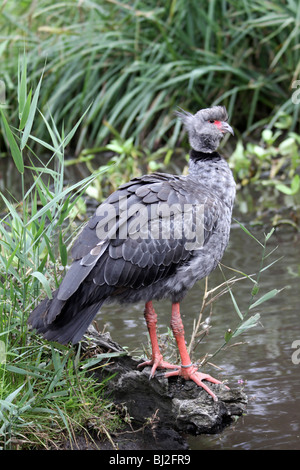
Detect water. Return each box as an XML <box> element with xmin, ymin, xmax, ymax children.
<box><xmin>96</xmin><ymin>222</ymin><xmax>300</xmax><ymax>450</ymax></box>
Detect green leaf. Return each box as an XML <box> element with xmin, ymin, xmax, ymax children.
<box><xmin>6</xmin><ymin>241</ymin><xmax>21</xmax><ymax>271</ymax></box>
<box><xmin>228</xmin><ymin>289</ymin><xmax>243</xmax><ymax>320</ymax></box>
<box><xmin>21</xmin><ymin>73</ymin><xmax>43</xmax><ymax>150</ymax></box>
<box><xmin>59</xmin><ymin>232</ymin><xmax>68</xmax><ymax>267</ymax></box>
<box><xmin>0</xmin><ymin>192</ymin><xmax>23</xmax><ymax>225</ymax></box>
<box><xmin>63</xmin><ymin>103</ymin><xmax>92</xmax><ymax>147</ymax></box>
<box><xmin>249</xmin><ymin>289</ymin><xmax>280</xmax><ymax>310</ymax></box>
<box><xmin>232</xmin><ymin>313</ymin><xmax>261</xmax><ymax>338</ymax></box>
<box><xmin>26</xmin><ymin>171</ymin><xmax>103</xmax><ymax>225</ymax></box>
<box><xmin>19</xmin><ymin>88</ymin><xmax>32</xmax><ymax>131</ymax></box>
<box><xmin>291</xmin><ymin>174</ymin><xmax>300</xmax><ymax>193</ymax></box>
<box><xmin>275</xmin><ymin>175</ymin><xmax>300</xmax><ymax>195</ymax></box>
<box><xmin>57</xmin><ymin>197</ymin><xmax>70</xmax><ymax>226</ymax></box>
<box><xmin>80</xmin><ymin>351</ymin><xmax>127</xmax><ymax>369</ymax></box>
<box><xmin>18</xmin><ymin>53</ymin><xmax>27</xmax><ymax>119</ymax></box>
<box><xmin>2</xmin><ymin>383</ymin><xmax>25</xmax><ymax>403</ymax></box>
<box><xmin>43</xmin><ymin>235</ymin><xmax>56</xmax><ymax>264</ymax></box>
<box><xmin>260</xmin><ymin>256</ymin><xmax>283</xmax><ymax>273</ymax></box>
<box><xmin>0</xmin><ymin>108</ymin><xmax>24</xmax><ymax>173</ymax></box>
<box><xmin>5</xmin><ymin>365</ymin><xmax>42</xmax><ymax>379</ymax></box>
<box><xmin>265</xmin><ymin>227</ymin><xmax>275</xmax><ymax>242</ymax></box>
<box><xmin>31</xmin><ymin>271</ymin><xmax>53</xmax><ymax>299</ymax></box>
<box><xmin>233</xmin><ymin>218</ymin><xmax>264</xmax><ymax>247</ymax></box>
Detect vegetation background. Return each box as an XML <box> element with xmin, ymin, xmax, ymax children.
<box><xmin>0</xmin><ymin>0</ymin><xmax>299</xmax><ymax>450</ymax></box>
<box><xmin>1</xmin><ymin>0</ymin><xmax>300</xmax><ymax>215</ymax></box>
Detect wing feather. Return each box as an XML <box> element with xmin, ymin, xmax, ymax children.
<box><xmin>60</xmin><ymin>173</ymin><xmax>221</xmax><ymax>303</ymax></box>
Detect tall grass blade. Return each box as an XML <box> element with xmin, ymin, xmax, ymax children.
<box><xmin>0</xmin><ymin>109</ymin><xmax>24</xmax><ymax>173</ymax></box>
<box><xmin>21</xmin><ymin>74</ymin><xmax>43</xmax><ymax>150</ymax></box>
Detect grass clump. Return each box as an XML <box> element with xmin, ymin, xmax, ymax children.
<box><xmin>0</xmin><ymin>342</ymin><xmax>121</xmax><ymax>450</ymax></box>
<box><xmin>1</xmin><ymin>0</ymin><xmax>300</xmax><ymax>156</ymax></box>
<box><xmin>0</xmin><ymin>57</ymin><xmax>122</xmax><ymax>450</ymax></box>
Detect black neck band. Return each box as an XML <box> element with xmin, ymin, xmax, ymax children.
<box><xmin>189</xmin><ymin>149</ymin><xmax>222</xmax><ymax>162</ymax></box>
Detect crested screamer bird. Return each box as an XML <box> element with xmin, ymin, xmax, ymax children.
<box><xmin>28</xmin><ymin>106</ymin><xmax>235</xmax><ymax>401</ymax></box>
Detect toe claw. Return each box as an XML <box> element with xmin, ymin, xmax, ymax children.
<box><xmin>138</xmin><ymin>358</ymin><xmax>227</xmax><ymax>401</ymax></box>
<box><xmin>166</xmin><ymin>364</ymin><xmax>226</xmax><ymax>401</ymax></box>
<box><xmin>138</xmin><ymin>355</ymin><xmax>179</xmax><ymax>378</ymax></box>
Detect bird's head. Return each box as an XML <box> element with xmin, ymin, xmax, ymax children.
<box><xmin>175</xmin><ymin>105</ymin><xmax>234</xmax><ymax>153</ymax></box>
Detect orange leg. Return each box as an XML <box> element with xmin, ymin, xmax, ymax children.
<box><xmin>165</xmin><ymin>302</ymin><xmax>228</xmax><ymax>401</ymax></box>
<box><xmin>138</xmin><ymin>301</ymin><xmax>178</xmax><ymax>378</ymax></box>
<box><xmin>138</xmin><ymin>301</ymin><xmax>228</xmax><ymax>401</ymax></box>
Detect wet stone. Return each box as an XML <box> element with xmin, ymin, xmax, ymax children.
<box><xmin>83</xmin><ymin>327</ymin><xmax>248</xmax><ymax>443</ymax></box>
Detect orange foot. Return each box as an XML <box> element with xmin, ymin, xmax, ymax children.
<box><xmin>164</xmin><ymin>364</ymin><xmax>228</xmax><ymax>402</ymax></box>
<box><xmin>137</xmin><ymin>352</ymin><xmax>179</xmax><ymax>379</ymax></box>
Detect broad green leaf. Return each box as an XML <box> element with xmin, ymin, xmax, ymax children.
<box><xmin>31</xmin><ymin>271</ymin><xmax>53</xmax><ymax>299</ymax></box>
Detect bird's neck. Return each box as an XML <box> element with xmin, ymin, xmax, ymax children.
<box><xmin>187</xmin><ymin>149</ymin><xmax>236</xmax><ymax>207</ymax></box>
<box><xmin>188</xmin><ymin>149</ymin><xmax>222</xmax><ymax>177</ymax></box>
<box><xmin>189</xmin><ymin>149</ymin><xmax>221</xmax><ymax>163</ymax></box>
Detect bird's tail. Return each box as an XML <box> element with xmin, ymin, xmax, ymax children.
<box><xmin>28</xmin><ymin>289</ymin><xmax>105</xmax><ymax>345</ymax></box>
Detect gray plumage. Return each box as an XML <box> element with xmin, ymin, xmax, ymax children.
<box><xmin>28</xmin><ymin>106</ymin><xmax>236</xmax><ymax>345</ymax></box>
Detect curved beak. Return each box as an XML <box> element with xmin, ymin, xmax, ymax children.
<box><xmin>221</xmin><ymin>122</ymin><xmax>234</xmax><ymax>136</ymax></box>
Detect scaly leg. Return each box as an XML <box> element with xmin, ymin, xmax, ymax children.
<box><xmin>164</xmin><ymin>302</ymin><xmax>228</xmax><ymax>401</ymax></box>
<box><xmin>138</xmin><ymin>301</ymin><xmax>178</xmax><ymax>378</ymax></box>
